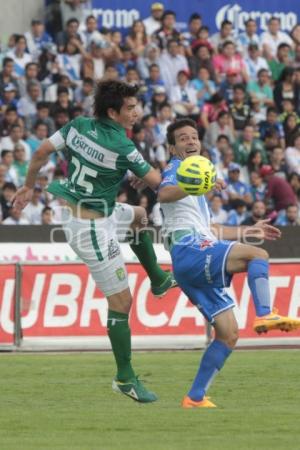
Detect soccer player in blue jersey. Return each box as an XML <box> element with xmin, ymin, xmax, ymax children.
<box><xmin>158</xmin><ymin>118</ymin><xmax>300</xmax><ymax>408</ymax></box>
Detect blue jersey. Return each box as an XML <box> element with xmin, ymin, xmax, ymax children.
<box><xmin>159</xmin><ymin>157</ymin><xmax>216</xmax><ymax>240</ymax></box>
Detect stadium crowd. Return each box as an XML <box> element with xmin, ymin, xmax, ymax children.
<box><xmin>0</xmin><ymin>0</ymin><xmax>300</xmax><ymax>226</ymax></box>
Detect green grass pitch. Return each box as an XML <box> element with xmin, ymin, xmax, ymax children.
<box><xmin>1</xmin><ymin>350</ymin><xmax>299</xmax><ymax>450</ymax></box>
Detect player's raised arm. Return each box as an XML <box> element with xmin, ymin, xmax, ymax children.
<box><xmin>12</xmin><ymin>139</ymin><xmax>56</xmax><ymax>210</ymax></box>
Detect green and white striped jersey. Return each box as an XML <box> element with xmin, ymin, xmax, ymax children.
<box><xmin>47</xmin><ymin>116</ymin><xmax>151</xmax><ymax>216</ymax></box>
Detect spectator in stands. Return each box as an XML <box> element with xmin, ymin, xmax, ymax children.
<box><xmin>285</xmin><ymin>133</ymin><xmax>300</xmax><ymax>174</ymax></box>
<box><xmin>241</xmin><ymin>200</ymin><xmax>267</xmax><ymax>225</ymax></box>
<box><xmin>51</xmin><ymin>86</ymin><xmax>74</xmax><ymax>117</ymax></box>
<box><xmin>247</xmin><ymin>68</ymin><xmax>274</xmax><ymax>115</ymax></box>
<box><xmin>132</xmin><ymin>122</ymin><xmax>166</xmax><ymax>170</ymax></box>
<box><xmin>56</xmin><ymin>17</ymin><xmax>82</xmax><ymax>53</ymax></box>
<box><xmin>41</xmin><ymin>206</ymin><xmax>55</xmax><ymax>225</ymax></box>
<box><xmin>274</xmin><ymin>67</ymin><xmax>298</xmax><ymax>114</ymax></box>
<box><xmin>191</xmin><ymin>66</ymin><xmax>216</xmax><ymax>109</ymax></box>
<box><xmin>144</xmin><ymin>85</ymin><xmax>168</xmax><ymax>117</ymax></box>
<box><xmin>203</xmin><ymin>111</ymin><xmax>234</xmax><ymax>149</ymax></box>
<box><xmin>158</xmin><ymin>39</ymin><xmax>189</xmax><ymax>95</ymax></box>
<box><xmin>275</xmin><ymin>204</ymin><xmax>300</xmax><ymax>226</ymax></box>
<box><xmin>170</xmin><ymin>70</ymin><xmax>199</xmax><ymax>118</ymax></box>
<box><xmin>200</xmin><ymin>92</ymin><xmax>228</xmax><ymax>130</ymax></box>
<box><xmin>226</xmin><ymin>199</ymin><xmax>248</xmax><ymax>225</ymax></box>
<box><xmin>37</xmin><ymin>43</ymin><xmax>59</xmax><ymax>90</ymax></box>
<box><xmin>260</xmin><ymin>165</ymin><xmax>297</xmax><ymax>211</ymax></box>
<box><xmin>233</xmin><ymin>124</ymin><xmax>268</xmax><ymax>166</ymax></box>
<box><xmin>210</xmin><ymin>20</ymin><xmax>234</xmax><ymax>52</ymax></box>
<box><xmin>0</xmin><ymin>83</ymin><xmax>18</xmax><ymax>114</ymax></box>
<box><xmin>223</xmin><ymin>162</ymin><xmax>252</xmax><ymax>209</ymax></box>
<box><xmin>237</xmin><ymin>19</ymin><xmax>260</xmax><ymax>57</ymax></box>
<box><xmin>247</xmin><ymin>149</ymin><xmax>263</xmax><ymax>174</ymax></box>
<box><xmin>137</xmin><ymin>43</ymin><xmax>161</xmax><ymax>80</ymax></box>
<box><xmin>0</xmin><ymin>181</ymin><xmax>17</xmax><ymax>220</ymax></box>
<box><xmin>268</xmin><ymin>43</ymin><xmax>292</xmax><ymax>82</ymax></box>
<box><xmin>53</xmin><ymin>107</ymin><xmax>70</xmax><ymax>130</ymax></box>
<box><xmin>115</xmin><ymin>45</ymin><xmax>136</xmax><ymax>79</ymax></box>
<box><xmin>244</xmin><ymin>42</ymin><xmax>269</xmax><ymax>82</ymax></box>
<box><xmin>188</xmin><ymin>41</ymin><xmax>215</xmax><ymax>81</ymax></box>
<box><xmin>44</xmin><ymin>74</ymin><xmax>73</xmax><ymax>103</ymax></box>
<box><xmin>12</xmin><ymin>144</ymin><xmax>29</xmax><ymax>186</ymax></box>
<box><xmin>2</xmin><ymin>205</ymin><xmax>29</xmax><ymax>224</ymax></box>
<box><xmin>17</xmin><ymin>80</ymin><xmax>42</xmax><ymax>130</ymax></box>
<box><xmin>259</xmin><ymin>107</ymin><xmax>285</xmax><ymax>148</ymax></box>
<box><xmin>7</xmin><ymin>35</ymin><xmax>32</xmax><ymax>78</ymax></box>
<box><xmin>209</xmin><ymin>194</ymin><xmax>228</xmax><ymax>224</ymax></box>
<box><xmin>143</xmin><ymin>3</ymin><xmax>164</xmax><ymax>36</ymax></box>
<box><xmin>79</xmin><ymin>15</ymin><xmax>103</xmax><ymax>50</ymax></box>
<box><xmin>1</xmin><ymin>124</ymin><xmax>31</xmax><ymax>160</ymax></box>
<box><xmin>26</xmin><ymin>121</ymin><xmax>49</xmax><ymax>154</ymax></box>
<box><xmin>0</xmin><ymin>57</ymin><xmax>19</xmax><ymax>96</ymax></box>
<box><xmin>0</xmin><ymin>106</ymin><xmax>22</xmax><ymax>137</ymax></box>
<box><xmin>283</xmin><ymin>112</ymin><xmax>300</xmax><ymax>146</ymax></box>
<box><xmin>33</xmin><ymin>101</ymin><xmax>56</xmax><ymax>136</ymax></box>
<box><xmin>0</xmin><ymin>164</ymin><xmax>7</xmax><ymax>196</ymax></box>
<box><xmin>57</xmin><ymin>38</ymin><xmax>86</xmax><ymax>86</ymax></box>
<box><xmin>229</xmin><ymin>84</ymin><xmax>251</xmax><ymax>134</ymax></box>
<box><xmin>24</xmin><ymin>19</ymin><xmax>53</xmax><ymax>61</ymax></box>
<box><xmin>182</xmin><ymin>13</ymin><xmax>202</xmax><ymax>50</ymax></box>
<box><xmin>154</xmin><ymin>10</ymin><xmax>181</xmax><ymax>50</ymax></box>
<box><xmin>18</xmin><ymin>62</ymin><xmax>41</xmax><ymax>98</ymax></box>
<box><xmin>249</xmin><ymin>171</ymin><xmax>266</xmax><ymax>202</ymax></box>
<box><xmin>142</xmin><ymin>63</ymin><xmax>165</xmax><ymax>104</ymax></box>
<box><xmin>153</xmin><ymin>102</ymin><xmax>172</xmax><ymax>146</ymax></box>
<box><xmin>269</xmin><ymin>146</ymin><xmax>288</xmax><ymax>179</ymax></box>
<box><xmin>125</xmin><ymin>20</ymin><xmax>149</xmax><ymax>58</ymax></box>
<box><xmin>0</xmin><ymin>150</ymin><xmax>18</xmax><ymax>185</ymax></box>
<box><xmin>289</xmin><ymin>172</ymin><xmax>300</xmax><ymax>196</ymax></box>
<box><xmin>23</xmin><ymin>186</ymin><xmax>44</xmax><ymax>224</ymax></box>
<box><xmin>74</xmin><ymin>77</ymin><xmax>94</xmax><ymax>116</ymax></box>
<box><xmin>219</xmin><ymin>69</ymin><xmax>240</xmax><ymax>103</ymax></box>
<box><xmin>212</xmin><ymin>40</ymin><xmax>248</xmax><ymax>84</ymax></box>
<box><xmin>261</xmin><ymin>17</ymin><xmax>293</xmax><ymax>60</ymax></box>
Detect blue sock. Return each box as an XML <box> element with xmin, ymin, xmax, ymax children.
<box><xmin>188</xmin><ymin>340</ymin><xmax>232</xmax><ymax>401</ymax></box>
<box><xmin>247</xmin><ymin>259</ymin><xmax>271</xmax><ymax>317</ymax></box>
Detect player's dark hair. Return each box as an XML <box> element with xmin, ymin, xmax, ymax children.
<box><xmin>93</xmin><ymin>80</ymin><xmax>139</xmax><ymax>118</ymax></box>
<box><xmin>166</xmin><ymin>118</ymin><xmax>198</xmax><ymax>145</ymax></box>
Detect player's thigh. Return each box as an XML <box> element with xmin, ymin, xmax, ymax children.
<box><xmin>180</xmin><ymin>282</ymin><xmax>235</xmax><ymax>325</ymax></box>
<box><xmin>226</xmin><ymin>242</ymin><xmax>269</xmax><ymax>274</ymax></box>
<box><xmin>213</xmin><ymin>308</ymin><xmax>239</xmax><ymax>348</ymax></box>
<box><xmin>113</xmin><ymin>202</ymin><xmax>136</xmax><ymax>242</ymax></box>
<box><xmin>63</xmin><ymin>216</ymin><xmax>129</xmax><ymax>298</ymax></box>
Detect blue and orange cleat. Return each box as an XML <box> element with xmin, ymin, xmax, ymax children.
<box><xmin>181</xmin><ymin>395</ymin><xmax>216</xmax><ymax>408</ymax></box>
<box><xmin>253</xmin><ymin>308</ymin><xmax>300</xmax><ymax>334</ymax></box>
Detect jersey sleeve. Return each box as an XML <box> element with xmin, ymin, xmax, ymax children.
<box><xmin>48</xmin><ymin>119</ymin><xmax>77</xmax><ymax>151</ymax></box>
<box><xmin>125</xmin><ymin>148</ymin><xmax>151</xmax><ymax>177</ymax></box>
<box><xmin>159</xmin><ymin>160</ymin><xmax>180</xmax><ymax>189</ymax></box>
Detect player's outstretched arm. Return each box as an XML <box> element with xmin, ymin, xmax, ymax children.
<box><xmin>158</xmin><ymin>185</ymin><xmax>189</xmax><ymax>203</ymax></box>
<box><xmin>211</xmin><ymin>219</ymin><xmax>281</xmax><ymax>242</ymax></box>
<box><xmin>12</xmin><ymin>139</ymin><xmax>56</xmax><ymax>210</ymax></box>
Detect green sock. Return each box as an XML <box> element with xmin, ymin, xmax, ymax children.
<box><xmin>130</xmin><ymin>230</ymin><xmax>168</xmax><ymax>286</ymax></box>
<box><xmin>107</xmin><ymin>310</ymin><xmax>135</xmax><ymax>382</ymax></box>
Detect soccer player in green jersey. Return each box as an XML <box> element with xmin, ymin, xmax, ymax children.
<box><xmin>13</xmin><ymin>80</ymin><xmax>176</xmax><ymax>403</ymax></box>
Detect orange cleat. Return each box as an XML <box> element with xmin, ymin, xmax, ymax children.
<box><xmin>253</xmin><ymin>308</ymin><xmax>300</xmax><ymax>334</ymax></box>
<box><xmin>181</xmin><ymin>395</ymin><xmax>216</xmax><ymax>408</ymax></box>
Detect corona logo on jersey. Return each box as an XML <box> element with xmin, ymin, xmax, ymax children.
<box><xmin>176</xmin><ymin>155</ymin><xmax>217</xmax><ymax>196</ymax></box>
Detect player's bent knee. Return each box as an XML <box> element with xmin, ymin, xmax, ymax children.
<box><xmin>133</xmin><ymin>206</ymin><xmax>148</xmax><ymax>229</ymax></box>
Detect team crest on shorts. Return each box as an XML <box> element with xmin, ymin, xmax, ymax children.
<box><xmin>108</xmin><ymin>239</ymin><xmax>121</xmax><ymax>259</ymax></box>
<box><xmin>116</xmin><ymin>267</ymin><xmax>126</xmax><ymax>281</ymax></box>
<box><xmin>199</xmin><ymin>239</ymin><xmax>214</xmax><ymax>250</ymax></box>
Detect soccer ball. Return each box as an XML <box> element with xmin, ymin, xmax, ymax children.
<box><xmin>176</xmin><ymin>155</ymin><xmax>217</xmax><ymax>195</ymax></box>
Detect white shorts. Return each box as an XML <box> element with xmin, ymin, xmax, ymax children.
<box><xmin>63</xmin><ymin>214</ymin><xmax>128</xmax><ymax>297</ymax></box>
<box><xmin>113</xmin><ymin>202</ymin><xmax>135</xmax><ymax>242</ymax></box>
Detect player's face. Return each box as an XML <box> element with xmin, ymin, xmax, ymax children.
<box><xmin>172</xmin><ymin>126</ymin><xmax>201</xmax><ymax>159</ymax></box>
<box><xmin>111</xmin><ymin>97</ymin><xmax>139</xmax><ymax>129</ymax></box>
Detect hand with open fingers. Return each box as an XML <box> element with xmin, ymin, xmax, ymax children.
<box><xmin>252</xmin><ymin>218</ymin><xmax>281</xmax><ymax>241</ymax></box>
<box><xmin>12</xmin><ymin>186</ymin><xmax>34</xmax><ymax>211</ymax></box>
<box><xmin>129</xmin><ymin>176</ymin><xmax>147</xmax><ymax>191</ymax></box>
<box><xmin>214</xmin><ymin>178</ymin><xmax>226</xmax><ymax>192</ymax></box>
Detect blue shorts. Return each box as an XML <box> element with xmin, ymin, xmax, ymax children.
<box><xmin>171</xmin><ymin>235</ymin><xmax>236</xmax><ymax>323</ymax></box>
